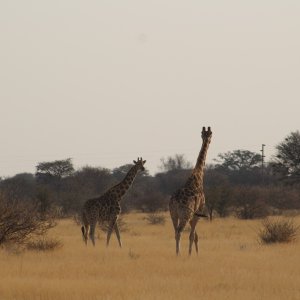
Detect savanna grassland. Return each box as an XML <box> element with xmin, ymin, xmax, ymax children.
<box><xmin>0</xmin><ymin>214</ymin><xmax>300</xmax><ymax>300</ymax></box>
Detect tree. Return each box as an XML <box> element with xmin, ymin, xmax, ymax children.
<box><xmin>122</xmin><ymin>175</ymin><xmax>168</xmax><ymax>212</ymax></box>
<box><xmin>204</xmin><ymin>168</ymin><xmax>231</xmax><ymax>221</ymax></box>
<box><xmin>214</xmin><ymin>150</ymin><xmax>263</xmax><ymax>185</ymax></box>
<box><xmin>233</xmin><ymin>186</ymin><xmax>269</xmax><ymax>219</ymax></box>
<box><xmin>156</xmin><ymin>154</ymin><xmax>192</xmax><ymax>196</ymax></box>
<box><xmin>155</xmin><ymin>169</ymin><xmax>191</xmax><ymax>196</ymax></box>
<box><xmin>36</xmin><ymin>185</ymin><xmax>53</xmax><ymax>215</ymax></box>
<box><xmin>35</xmin><ymin>159</ymin><xmax>75</xmax><ymax>214</ymax></box>
<box><xmin>72</xmin><ymin>166</ymin><xmax>114</xmax><ymax>195</ymax></box>
<box><xmin>271</xmin><ymin>131</ymin><xmax>300</xmax><ymax>184</ymax></box>
<box><xmin>112</xmin><ymin>164</ymin><xmax>149</xmax><ymax>182</ymax></box>
<box><xmin>58</xmin><ymin>166</ymin><xmax>116</xmax><ymax>214</ymax></box>
<box><xmin>159</xmin><ymin>154</ymin><xmax>192</xmax><ymax>172</ymax></box>
<box><xmin>0</xmin><ymin>173</ymin><xmax>36</xmax><ymax>202</ymax></box>
<box><xmin>36</xmin><ymin>158</ymin><xmax>74</xmax><ymax>181</ymax></box>
<box><xmin>215</xmin><ymin>150</ymin><xmax>261</xmax><ymax>171</ymax></box>
<box><xmin>264</xmin><ymin>185</ymin><xmax>300</xmax><ymax>210</ymax></box>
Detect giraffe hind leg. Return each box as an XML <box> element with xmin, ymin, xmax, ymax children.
<box><xmin>81</xmin><ymin>213</ymin><xmax>89</xmax><ymax>245</ymax></box>
<box><xmin>194</xmin><ymin>231</ymin><xmax>199</xmax><ymax>254</ymax></box>
<box><xmin>89</xmin><ymin>222</ymin><xmax>96</xmax><ymax>246</ymax></box>
<box><xmin>189</xmin><ymin>218</ymin><xmax>198</xmax><ymax>256</ymax></box>
<box><xmin>107</xmin><ymin>218</ymin><xmax>117</xmax><ymax>247</ymax></box>
<box><xmin>81</xmin><ymin>225</ymin><xmax>89</xmax><ymax>245</ymax></box>
<box><xmin>170</xmin><ymin>211</ymin><xmax>179</xmax><ymax>234</ymax></box>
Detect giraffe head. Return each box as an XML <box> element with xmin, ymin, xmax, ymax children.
<box><xmin>133</xmin><ymin>157</ymin><xmax>147</xmax><ymax>171</ymax></box>
<box><xmin>202</xmin><ymin>126</ymin><xmax>212</xmax><ymax>142</ymax></box>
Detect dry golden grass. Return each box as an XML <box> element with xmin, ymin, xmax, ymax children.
<box><xmin>1</xmin><ymin>214</ymin><xmax>300</xmax><ymax>300</ymax></box>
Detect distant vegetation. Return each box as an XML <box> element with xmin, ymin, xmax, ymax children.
<box><xmin>0</xmin><ymin>130</ymin><xmax>299</xmax><ymax>232</ymax></box>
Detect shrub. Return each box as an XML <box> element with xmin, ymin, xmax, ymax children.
<box><xmin>26</xmin><ymin>238</ymin><xmax>62</xmax><ymax>251</ymax></box>
<box><xmin>258</xmin><ymin>218</ymin><xmax>299</xmax><ymax>244</ymax></box>
<box><xmin>0</xmin><ymin>196</ymin><xmax>56</xmax><ymax>247</ymax></box>
<box><xmin>145</xmin><ymin>213</ymin><xmax>166</xmax><ymax>225</ymax></box>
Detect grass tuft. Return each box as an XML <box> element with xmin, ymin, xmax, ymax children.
<box><xmin>26</xmin><ymin>238</ymin><xmax>63</xmax><ymax>251</ymax></box>
<box><xmin>258</xmin><ymin>218</ymin><xmax>299</xmax><ymax>244</ymax></box>
<box><xmin>144</xmin><ymin>213</ymin><xmax>166</xmax><ymax>225</ymax></box>
<box><xmin>128</xmin><ymin>248</ymin><xmax>140</xmax><ymax>260</ymax></box>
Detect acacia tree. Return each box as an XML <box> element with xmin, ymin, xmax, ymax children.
<box><xmin>36</xmin><ymin>158</ymin><xmax>74</xmax><ymax>180</ymax></box>
<box><xmin>214</xmin><ymin>149</ymin><xmax>263</xmax><ymax>185</ymax></box>
<box><xmin>214</xmin><ymin>150</ymin><xmax>261</xmax><ymax>171</ymax></box>
<box><xmin>271</xmin><ymin>131</ymin><xmax>300</xmax><ymax>184</ymax></box>
<box><xmin>35</xmin><ymin>158</ymin><xmax>75</xmax><ymax>214</ymax></box>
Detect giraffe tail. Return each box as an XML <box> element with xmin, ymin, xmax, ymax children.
<box><xmin>194</xmin><ymin>212</ymin><xmax>209</xmax><ymax>218</ymax></box>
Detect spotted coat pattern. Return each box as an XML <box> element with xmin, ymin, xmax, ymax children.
<box><xmin>81</xmin><ymin>158</ymin><xmax>146</xmax><ymax>247</ymax></box>
<box><xmin>169</xmin><ymin>127</ymin><xmax>212</xmax><ymax>255</ymax></box>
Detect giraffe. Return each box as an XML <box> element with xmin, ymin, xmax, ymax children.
<box><xmin>169</xmin><ymin>127</ymin><xmax>212</xmax><ymax>255</ymax></box>
<box><xmin>81</xmin><ymin>157</ymin><xmax>146</xmax><ymax>248</ymax></box>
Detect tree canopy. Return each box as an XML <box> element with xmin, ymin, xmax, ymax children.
<box><xmin>271</xmin><ymin>130</ymin><xmax>300</xmax><ymax>184</ymax></box>
<box><xmin>214</xmin><ymin>150</ymin><xmax>261</xmax><ymax>171</ymax></box>
<box><xmin>36</xmin><ymin>158</ymin><xmax>74</xmax><ymax>179</ymax></box>
<box><xmin>159</xmin><ymin>154</ymin><xmax>192</xmax><ymax>172</ymax></box>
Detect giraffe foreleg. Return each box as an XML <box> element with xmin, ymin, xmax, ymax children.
<box><xmin>194</xmin><ymin>231</ymin><xmax>199</xmax><ymax>254</ymax></box>
<box><xmin>114</xmin><ymin>222</ymin><xmax>122</xmax><ymax>248</ymax></box>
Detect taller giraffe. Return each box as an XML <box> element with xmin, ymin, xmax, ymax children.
<box><xmin>169</xmin><ymin>127</ymin><xmax>212</xmax><ymax>255</ymax></box>
<box><xmin>81</xmin><ymin>158</ymin><xmax>146</xmax><ymax>248</ymax></box>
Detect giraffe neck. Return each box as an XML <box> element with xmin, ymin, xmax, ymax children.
<box><xmin>191</xmin><ymin>138</ymin><xmax>211</xmax><ymax>183</ymax></box>
<box><xmin>113</xmin><ymin>165</ymin><xmax>139</xmax><ymax>198</ymax></box>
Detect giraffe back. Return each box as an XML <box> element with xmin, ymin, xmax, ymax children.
<box><xmin>83</xmin><ymin>190</ymin><xmax>121</xmax><ymax>223</ymax></box>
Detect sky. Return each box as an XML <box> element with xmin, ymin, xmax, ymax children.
<box><xmin>0</xmin><ymin>0</ymin><xmax>299</xmax><ymax>177</ymax></box>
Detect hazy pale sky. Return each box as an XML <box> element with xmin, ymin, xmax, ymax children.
<box><xmin>0</xmin><ymin>1</ymin><xmax>299</xmax><ymax>177</ymax></box>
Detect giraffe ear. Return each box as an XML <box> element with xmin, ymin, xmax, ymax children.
<box><xmin>133</xmin><ymin>160</ymin><xmax>137</xmax><ymax>164</ymax></box>
<box><xmin>143</xmin><ymin>160</ymin><xmax>146</xmax><ymax>164</ymax></box>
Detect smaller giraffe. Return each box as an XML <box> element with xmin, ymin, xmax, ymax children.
<box><xmin>81</xmin><ymin>158</ymin><xmax>146</xmax><ymax>248</ymax></box>
<box><xmin>169</xmin><ymin>127</ymin><xmax>212</xmax><ymax>255</ymax></box>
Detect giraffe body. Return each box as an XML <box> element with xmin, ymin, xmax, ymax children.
<box><xmin>81</xmin><ymin>158</ymin><xmax>146</xmax><ymax>247</ymax></box>
<box><xmin>169</xmin><ymin>127</ymin><xmax>212</xmax><ymax>255</ymax></box>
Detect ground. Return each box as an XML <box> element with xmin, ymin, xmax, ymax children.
<box><xmin>0</xmin><ymin>213</ymin><xmax>299</xmax><ymax>300</ymax></box>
